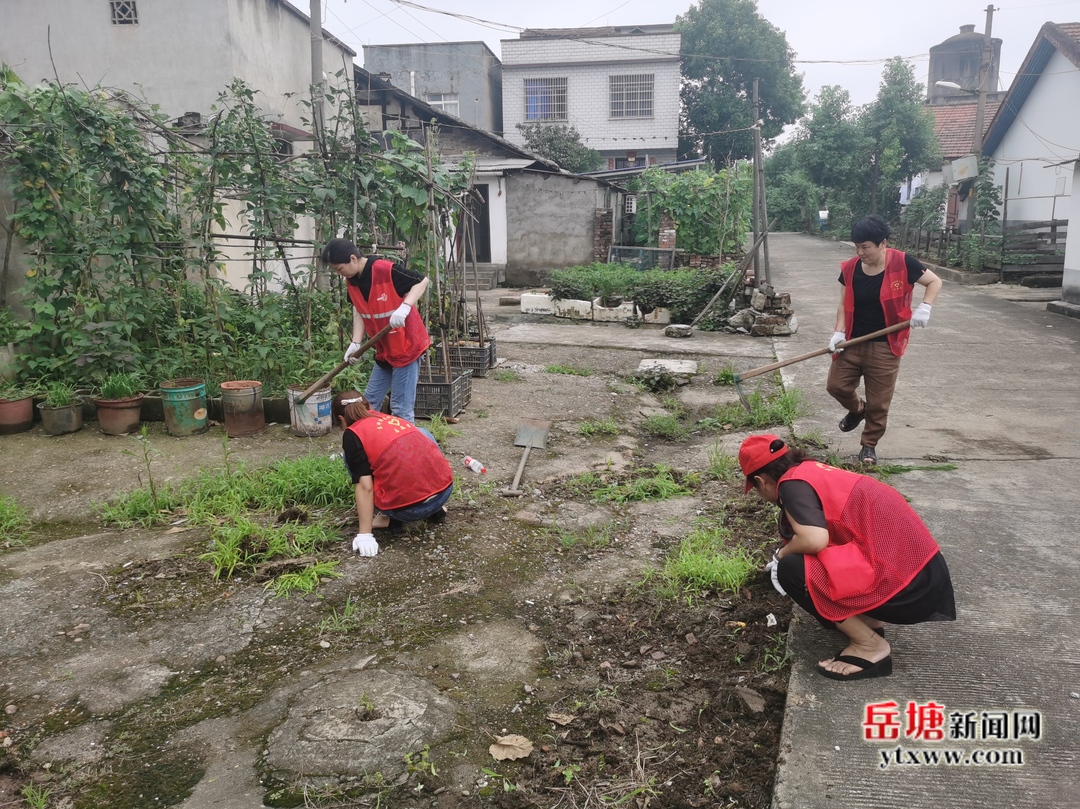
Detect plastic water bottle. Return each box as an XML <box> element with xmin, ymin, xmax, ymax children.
<box><xmin>463</xmin><ymin>456</ymin><xmax>486</xmax><ymax>474</ymax></box>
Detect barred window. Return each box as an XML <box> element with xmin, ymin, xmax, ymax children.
<box><xmin>110</xmin><ymin>0</ymin><xmax>138</xmax><ymax>24</ymax></box>
<box><xmin>610</xmin><ymin>74</ymin><xmax>654</xmax><ymax>118</ymax></box>
<box><xmin>524</xmin><ymin>78</ymin><xmax>567</xmax><ymax>122</ymax></box>
<box><xmin>427</xmin><ymin>93</ymin><xmax>460</xmax><ymax>117</ymax></box>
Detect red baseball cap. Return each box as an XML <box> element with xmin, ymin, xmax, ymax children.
<box><xmin>739</xmin><ymin>434</ymin><xmax>789</xmax><ymax>493</ymax></box>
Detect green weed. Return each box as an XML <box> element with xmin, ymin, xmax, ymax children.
<box><xmin>660</xmin><ymin>527</ymin><xmax>759</xmax><ymax>596</ymax></box>
<box><xmin>713</xmin><ymin>364</ymin><xmax>737</xmax><ymax>386</ymax></box>
<box><xmin>0</xmin><ymin>495</ymin><xmax>31</xmax><ymax>548</ymax></box>
<box><xmin>493</xmin><ymin>369</ymin><xmax>521</xmax><ymax>382</ymax></box>
<box><xmin>578</xmin><ymin>418</ymin><xmax>620</xmax><ymax>437</ymax></box>
<box><xmin>760</xmin><ymin>632</ymin><xmax>792</xmax><ymax>674</ymax></box>
<box><xmin>705</xmin><ymin>444</ymin><xmax>740</xmax><ymax>482</ymax></box>
<box><xmin>702</xmin><ymin>389</ymin><xmax>806</xmax><ymax>430</ymax></box>
<box><xmin>874</xmin><ymin>462</ymin><xmax>958</xmax><ymax>483</ymax></box>
<box><xmin>481</xmin><ymin>768</ymin><xmax>517</xmax><ymax>794</ymax></box>
<box><xmin>643</xmin><ymin>412</ymin><xmax>688</xmax><ymax>442</ymax></box>
<box><xmin>266</xmin><ymin>560</ymin><xmax>341</xmax><ymax>598</ymax></box>
<box><xmin>545</xmin><ymin>364</ymin><xmax>592</xmax><ymax>377</ymax></box>
<box><xmin>425</xmin><ymin>413</ymin><xmax>462</xmax><ymax>444</ymax></box>
<box><xmin>319</xmin><ymin>595</ymin><xmax>363</xmax><ymax>634</ymax></box>
<box><xmin>21</xmin><ymin>782</ymin><xmax>51</xmax><ymax>809</ymax></box>
<box><xmin>592</xmin><ymin>466</ymin><xmax>695</xmax><ymax>504</ymax></box>
<box><xmin>548</xmin><ymin>521</ymin><xmax>615</xmax><ymax>551</ymax></box>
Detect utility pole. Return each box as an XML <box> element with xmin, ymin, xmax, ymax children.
<box><xmin>309</xmin><ymin>0</ymin><xmax>326</xmax><ymax>139</ymax></box>
<box><xmin>967</xmin><ymin>4</ymin><xmax>995</xmax><ymax>233</ymax></box>
<box><xmin>751</xmin><ymin>79</ymin><xmax>771</xmax><ymax>287</ymax></box>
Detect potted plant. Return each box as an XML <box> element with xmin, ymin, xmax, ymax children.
<box><xmin>0</xmin><ymin>381</ymin><xmax>37</xmax><ymax>435</ymax></box>
<box><xmin>37</xmin><ymin>380</ymin><xmax>84</xmax><ymax>436</ymax></box>
<box><xmin>93</xmin><ymin>372</ymin><xmax>145</xmax><ymax>435</ymax></box>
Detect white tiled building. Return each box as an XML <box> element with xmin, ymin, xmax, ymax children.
<box><xmin>501</xmin><ymin>25</ymin><xmax>681</xmax><ymax>172</ymax></box>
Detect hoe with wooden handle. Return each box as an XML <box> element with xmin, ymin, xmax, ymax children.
<box><xmin>296</xmin><ymin>323</ymin><xmax>393</xmax><ymax>404</ymax></box>
<box><xmin>733</xmin><ymin>321</ymin><xmax>911</xmax><ymax>412</ymax></box>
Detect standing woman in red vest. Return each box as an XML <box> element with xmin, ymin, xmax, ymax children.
<box><xmin>740</xmin><ymin>434</ymin><xmax>955</xmax><ymax>681</ymax></box>
<box><xmin>333</xmin><ymin>391</ymin><xmax>454</xmax><ymax>557</ymax></box>
<box><xmin>826</xmin><ymin>214</ymin><xmax>942</xmax><ymax>465</ymax></box>
<box><xmin>321</xmin><ymin>238</ymin><xmax>432</xmax><ymax>424</ymax></box>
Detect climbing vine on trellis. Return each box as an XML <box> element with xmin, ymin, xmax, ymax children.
<box><xmin>0</xmin><ymin>67</ymin><xmax>472</xmax><ymax>392</ymax></box>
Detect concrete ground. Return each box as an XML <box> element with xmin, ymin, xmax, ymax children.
<box><xmin>760</xmin><ymin>234</ymin><xmax>1080</xmax><ymax>809</ymax></box>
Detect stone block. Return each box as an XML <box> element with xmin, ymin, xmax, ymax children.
<box><xmin>636</xmin><ymin>359</ymin><xmax>699</xmax><ymax>376</ymax></box>
<box><xmin>520</xmin><ymin>292</ymin><xmax>555</xmax><ymax>315</ymax></box>
<box><xmin>728</xmin><ymin>309</ymin><xmax>756</xmax><ymax>329</ymax></box>
<box><xmin>664</xmin><ymin>324</ymin><xmax>693</xmax><ymax>338</ymax></box>
<box><xmin>641</xmin><ymin>306</ymin><xmax>671</xmax><ymax>325</ymax></box>
<box><xmin>592</xmin><ymin>297</ymin><xmax>637</xmax><ymax>322</ymax></box>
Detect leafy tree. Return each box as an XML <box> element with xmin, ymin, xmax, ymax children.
<box><xmin>677</xmin><ymin>0</ymin><xmax>805</xmax><ymax>166</ymax></box>
<box><xmin>516</xmin><ymin>122</ymin><xmax>602</xmax><ymax>173</ymax></box>
<box><xmin>859</xmin><ymin>58</ymin><xmax>940</xmax><ymax>218</ymax></box>
<box><xmin>761</xmin><ymin>141</ymin><xmax>819</xmax><ymax>232</ymax></box>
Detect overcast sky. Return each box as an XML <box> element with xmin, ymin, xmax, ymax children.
<box><xmin>317</xmin><ymin>0</ymin><xmax>1080</xmax><ymax>108</ymax></box>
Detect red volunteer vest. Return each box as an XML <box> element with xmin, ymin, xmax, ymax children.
<box><xmin>346</xmin><ymin>258</ymin><xmax>431</xmax><ymax>366</ymax></box>
<box><xmin>780</xmin><ymin>462</ymin><xmax>940</xmax><ymax>622</ymax></box>
<box><xmin>839</xmin><ymin>248</ymin><xmax>914</xmax><ymax>357</ymax></box>
<box><xmin>347</xmin><ymin>413</ymin><xmax>453</xmax><ymax>510</ymax></box>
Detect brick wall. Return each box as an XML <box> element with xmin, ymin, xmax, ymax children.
<box><xmin>658</xmin><ymin>213</ymin><xmax>676</xmax><ymax>250</ymax></box>
<box><xmin>674</xmin><ymin>254</ymin><xmax>724</xmax><ymax>270</ymax></box>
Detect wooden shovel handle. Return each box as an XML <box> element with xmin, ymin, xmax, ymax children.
<box><xmin>735</xmin><ymin>321</ymin><xmax>911</xmax><ymax>383</ymax></box>
<box><xmin>297</xmin><ymin>323</ymin><xmax>393</xmax><ymax>403</ymax></box>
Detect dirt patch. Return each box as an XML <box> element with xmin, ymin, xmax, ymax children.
<box><xmin>0</xmin><ymin>314</ymin><xmax>793</xmax><ymax>808</ymax></box>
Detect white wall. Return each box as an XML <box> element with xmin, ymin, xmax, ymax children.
<box><xmin>475</xmin><ymin>174</ymin><xmax>509</xmax><ymax>266</ymax></box>
<box><xmin>500</xmin><ymin>33</ymin><xmax>680</xmax><ymax>159</ymax></box>
<box><xmin>989</xmin><ymin>49</ymin><xmax>1080</xmax><ymax>224</ymax></box>
<box><xmin>1064</xmin><ymin>161</ymin><xmax>1080</xmax><ymax>304</ymax></box>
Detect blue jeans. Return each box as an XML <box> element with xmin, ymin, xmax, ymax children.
<box><xmin>380</xmin><ymin>482</ymin><xmax>453</xmax><ymax>523</ymax></box>
<box><xmin>364</xmin><ymin>356</ymin><xmax>422</xmax><ymax>425</ymax></box>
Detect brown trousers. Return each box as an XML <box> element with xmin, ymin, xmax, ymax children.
<box><xmin>826</xmin><ymin>341</ymin><xmax>902</xmax><ymax>448</ymax></box>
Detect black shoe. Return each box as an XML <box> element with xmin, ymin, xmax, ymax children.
<box><xmin>839</xmin><ymin>406</ymin><xmax>865</xmax><ymax>433</ymax></box>
<box><xmin>425</xmin><ymin>508</ymin><xmax>447</xmax><ymax>525</ymax></box>
<box><xmin>858</xmin><ymin>446</ymin><xmax>877</xmax><ymax>465</ymax></box>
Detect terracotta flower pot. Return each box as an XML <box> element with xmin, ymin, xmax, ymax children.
<box><xmin>0</xmin><ymin>395</ymin><xmax>34</xmax><ymax>435</ymax></box>
<box><xmin>93</xmin><ymin>394</ymin><xmax>144</xmax><ymax>435</ymax></box>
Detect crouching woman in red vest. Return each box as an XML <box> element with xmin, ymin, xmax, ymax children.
<box><xmin>333</xmin><ymin>391</ymin><xmax>453</xmax><ymax>558</ymax></box>
<box><xmin>739</xmin><ymin>434</ymin><xmax>955</xmax><ymax>681</ymax></box>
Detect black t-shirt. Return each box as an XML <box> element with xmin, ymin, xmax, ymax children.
<box><xmin>777</xmin><ymin>479</ymin><xmax>827</xmax><ymax>542</ymax></box>
<box><xmin>838</xmin><ymin>252</ymin><xmax>927</xmax><ymax>339</ymax></box>
<box><xmin>342</xmin><ymin>430</ymin><xmax>371</xmax><ymax>483</ymax></box>
<box><xmin>348</xmin><ymin>255</ymin><xmax>424</xmax><ymax>301</ymax></box>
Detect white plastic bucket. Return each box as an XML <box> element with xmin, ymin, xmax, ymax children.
<box><xmin>287</xmin><ymin>384</ymin><xmax>332</xmax><ymax>437</ymax></box>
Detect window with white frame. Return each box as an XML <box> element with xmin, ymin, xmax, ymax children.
<box><xmin>426</xmin><ymin>93</ymin><xmax>460</xmax><ymax>117</ymax></box>
<box><xmin>610</xmin><ymin>74</ymin><xmax>654</xmax><ymax>118</ymax></box>
<box><xmin>110</xmin><ymin>0</ymin><xmax>138</xmax><ymax>24</ymax></box>
<box><xmin>524</xmin><ymin>78</ymin><xmax>567</xmax><ymax>122</ymax></box>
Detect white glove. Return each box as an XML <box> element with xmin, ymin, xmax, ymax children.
<box><xmin>344</xmin><ymin>341</ymin><xmax>364</xmax><ymax>365</ymax></box>
<box><xmin>389</xmin><ymin>302</ymin><xmax>411</xmax><ymax>329</ymax></box>
<box><xmin>828</xmin><ymin>330</ymin><xmax>846</xmax><ymax>354</ymax></box>
<box><xmin>352</xmin><ymin>532</ymin><xmax>379</xmax><ymax>556</ymax></box>
<box><xmin>764</xmin><ymin>552</ymin><xmax>787</xmax><ymax>596</ymax></box>
<box><xmin>910</xmin><ymin>302</ymin><xmax>932</xmax><ymax>328</ymax></box>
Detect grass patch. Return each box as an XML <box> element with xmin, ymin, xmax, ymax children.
<box><xmin>0</xmin><ymin>495</ymin><xmax>31</xmax><ymax>548</ymax></box>
<box><xmin>578</xmin><ymin>418</ymin><xmax>620</xmax><ymax>437</ymax></box>
<box><xmin>643</xmin><ymin>412</ymin><xmax>689</xmax><ymax>442</ymax></box>
<box><xmin>713</xmin><ymin>364</ymin><xmax>737</xmax><ymax>386</ymax></box>
<box><xmin>700</xmin><ymin>389</ymin><xmax>806</xmax><ymax>430</ymax></box>
<box><xmin>658</xmin><ymin>527</ymin><xmax>759</xmax><ymax>597</ymax></box>
<box><xmin>545</xmin><ymin>364</ymin><xmax>592</xmax><ymax>377</ymax></box>
<box><xmin>706</xmin><ymin>444</ymin><xmax>741</xmax><ymax>482</ymax></box>
<box><xmin>590</xmin><ymin>465</ymin><xmax>697</xmax><ymax>504</ymax></box>
<box><xmin>426</xmin><ymin>413</ymin><xmax>462</xmax><ymax>444</ymax></box>
<box><xmin>547</xmin><ymin>520</ymin><xmax>616</xmax><ymax>551</ymax></box>
<box><xmin>874</xmin><ymin>462</ymin><xmax>958</xmax><ymax>483</ymax></box>
<box><xmin>493</xmin><ymin>369</ymin><xmax>521</xmax><ymax>382</ymax></box>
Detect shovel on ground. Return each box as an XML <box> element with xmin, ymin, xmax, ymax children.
<box><xmin>500</xmin><ymin>418</ymin><xmax>551</xmax><ymax>497</ymax></box>
<box><xmin>732</xmin><ymin>321</ymin><xmax>911</xmax><ymax>411</ymax></box>
<box><xmin>296</xmin><ymin>324</ymin><xmax>393</xmax><ymax>404</ymax></box>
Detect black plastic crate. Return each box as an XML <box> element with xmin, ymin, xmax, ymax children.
<box><xmin>434</xmin><ymin>337</ymin><xmax>497</xmax><ymax>378</ymax></box>
<box><xmin>415</xmin><ymin>368</ymin><xmax>472</xmax><ymax>418</ymax></box>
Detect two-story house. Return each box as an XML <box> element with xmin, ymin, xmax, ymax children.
<box><xmin>500</xmin><ymin>25</ymin><xmax>681</xmax><ymax>172</ymax></box>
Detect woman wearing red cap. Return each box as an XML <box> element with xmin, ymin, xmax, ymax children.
<box><xmin>333</xmin><ymin>391</ymin><xmax>453</xmax><ymax>558</ymax></box>
<box><xmin>739</xmin><ymin>433</ymin><xmax>955</xmax><ymax>681</ymax></box>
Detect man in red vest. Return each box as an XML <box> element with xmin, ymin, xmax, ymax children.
<box><xmin>826</xmin><ymin>215</ymin><xmax>942</xmax><ymax>465</ymax></box>
<box><xmin>321</xmin><ymin>238</ymin><xmax>431</xmax><ymax>424</ymax></box>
